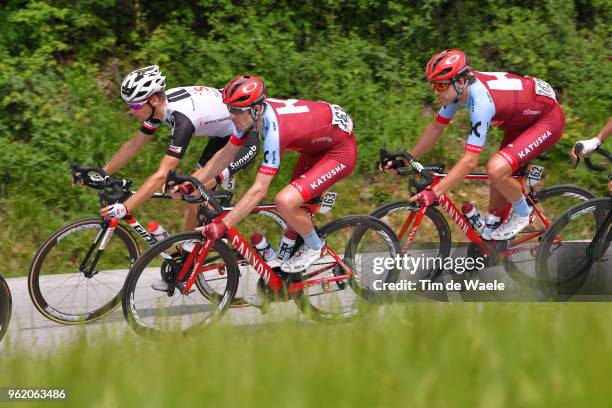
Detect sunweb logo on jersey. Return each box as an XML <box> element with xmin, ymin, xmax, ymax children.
<box><xmin>242</xmin><ymin>83</ymin><xmax>257</xmax><ymax>93</ymax></box>
<box><xmin>445</xmin><ymin>55</ymin><xmax>460</xmax><ymax>64</ymax></box>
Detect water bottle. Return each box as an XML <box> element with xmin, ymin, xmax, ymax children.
<box><xmin>481</xmin><ymin>209</ymin><xmax>502</xmax><ymax>241</ymax></box>
<box><xmin>251</xmin><ymin>233</ymin><xmax>276</xmax><ymax>262</ymax></box>
<box><xmin>147</xmin><ymin>221</ymin><xmax>169</xmax><ymax>241</ymax></box>
<box><xmin>277</xmin><ymin>229</ymin><xmax>299</xmax><ymax>262</ymax></box>
<box><xmin>461</xmin><ymin>202</ymin><xmax>485</xmax><ymax>233</ymax></box>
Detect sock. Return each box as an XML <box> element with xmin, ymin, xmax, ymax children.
<box><xmin>302</xmin><ymin>229</ymin><xmax>324</xmax><ymax>250</ymax></box>
<box><xmin>511</xmin><ymin>197</ymin><xmax>531</xmax><ymax>217</ymax></box>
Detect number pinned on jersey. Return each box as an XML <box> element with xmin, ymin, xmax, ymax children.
<box><xmin>533</xmin><ymin>78</ymin><xmax>556</xmax><ymax>101</ymax></box>
<box><xmin>330</xmin><ymin>104</ymin><xmax>353</xmax><ymax>133</ymax></box>
<box><xmin>526</xmin><ymin>164</ymin><xmax>545</xmax><ymax>187</ymax></box>
<box><xmin>221</xmin><ymin>175</ymin><xmax>235</xmax><ymax>191</ymax></box>
<box><xmin>319</xmin><ymin>191</ymin><xmax>338</xmax><ymax>214</ymax></box>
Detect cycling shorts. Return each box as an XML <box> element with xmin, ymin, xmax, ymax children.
<box><xmin>497</xmin><ymin>103</ymin><xmax>564</xmax><ymax>171</ymax></box>
<box><xmin>289</xmin><ymin>132</ymin><xmax>357</xmax><ymax>201</ymax></box>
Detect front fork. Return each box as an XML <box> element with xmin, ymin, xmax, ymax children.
<box><xmin>79</xmin><ymin>218</ymin><xmax>119</xmax><ymax>278</ymax></box>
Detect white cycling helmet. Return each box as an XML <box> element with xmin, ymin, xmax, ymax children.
<box><xmin>120</xmin><ymin>65</ymin><xmax>166</xmax><ymax>103</ymax></box>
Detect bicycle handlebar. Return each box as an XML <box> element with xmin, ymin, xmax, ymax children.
<box><xmin>164</xmin><ymin>170</ymin><xmax>223</xmax><ymax>219</ymax></box>
<box><xmin>574</xmin><ymin>143</ymin><xmax>611</xmax><ymax>172</ymax></box>
<box><xmin>379</xmin><ymin>148</ymin><xmax>434</xmax><ymax>190</ymax></box>
<box><xmin>71</xmin><ymin>163</ymin><xmax>133</xmax><ymax>204</ymax></box>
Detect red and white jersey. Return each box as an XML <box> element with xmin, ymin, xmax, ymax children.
<box><xmin>230</xmin><ymin>98</ymin><xmax>354</xmax><ymax>176</ymax></box>
<box><xmin>436</xmin><ymin>71</ymin><xmax>558</xmax><ymax>153</ymax></box>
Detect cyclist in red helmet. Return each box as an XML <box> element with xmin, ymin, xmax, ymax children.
<box><xmin>189</xmin><ymin>75</ymin><xmax>357</xmax><ymax>275</ymax></box>
<box><xmin>383</xmin><ymin>49</ymin><xmax>565</xmax><ymax>240</ymax></box>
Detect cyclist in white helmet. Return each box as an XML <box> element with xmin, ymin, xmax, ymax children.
<box><xmin>97</xmin><ymin>65</ymin><xmax>260</xmax><ymax>229</ymax></box>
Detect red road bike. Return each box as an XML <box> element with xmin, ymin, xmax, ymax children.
<box><xmin>122</xmin><ymin>171</ymin><xmax>400</xmax><ymax>335</ymax></box>
<box><xmin>372</xmin><ymin>149</ymin><xmax>594</xmax><ymax>288</ymax></box>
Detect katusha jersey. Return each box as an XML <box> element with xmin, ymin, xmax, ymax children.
<box><xmin>230</xmin><ymin>98</ymin><xmax>354</xmax><ymax>176</ymax></box>
<box><xmin>435</xmin><ymin>71</ymin><xmax>558</xmax><ymax>154</ymax></box>
<box><xmin>156</xmin><ymin>86</ymin><xmax>237</xmax><ymax>158</ymax></box>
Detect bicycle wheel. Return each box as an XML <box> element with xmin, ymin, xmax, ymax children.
<box><xmin>122</xmin><ymin>231</ymin><xmax>239</xmax><ymax>336</ymax></box>
<box><xmin>0</xmin><ymin>274</ymin><xmax>12</xmax><ymax>342</ymax></box>
<box><xmin>28</xmin><ymin>217</ymin><xmax>139</xmax><ymax>324</ymax></box>
<box><xmin>294</xmin><ymin>215</ymin><xmax>401</xmax><ymax>321</ymax></box>
<box><xmin>502</xmin><ymin>185</ymin><xmax>596</xmax><ymax>288</ymax></box>
<box><xmin>371</xmin><ymin>201</ymin><xmax>452</xmax><ymax>282</ymax></box>
<box><xmin>195</xmin><ymin>209</ymin><xmax>286</xmax><ymax>307</ymax></box>
<box><xmin>536</xmin><ymin>197</ymin><xmax>611</xmax><ymax>300</ymax></box>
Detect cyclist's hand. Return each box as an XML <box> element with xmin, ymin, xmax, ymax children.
<box><xmin>100</xmin><ymin>203</ymin><xmax>128</xmax><ymax>220</ymax></box>
<box><xmin>379</xmin><ymin>159</ymin><xmax>403</xmax><ymax>175</ymax></box>
<box><xmin>71</xmin><ymin>176</ymin><xmax>87</xmax><ymax>189</ymax></box>
<box><xmin>195</xmin><ymin>219</ymin><xmax>228</xmax><ymax>240</ymax></box>
<box><xmin>169</xmin><ymin>182</ymin><xmax>195</xmax><ymax>200</ymax></box>
<box><xmin>410</xmin><ymin>188</ymin><xmax>438</xmax><ymax>207</ymax></box>
<box><xmin>571</xmin><ymin>137</ymin><xmax>602</xmax><ymax>165</ymax></box>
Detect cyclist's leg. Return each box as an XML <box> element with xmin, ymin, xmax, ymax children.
<box><xmin>490</xmin><ymin>104</ymin><xmax>564</xmax><ymax>239</ymax></box>
<box><xmin>279</xmin><ymin>134</ymin><xmax>357</xmax><ymax>234</ymax></box>
<box><xmin>488</xmin><ymin>129</ymin><xmax>522</xmax><ymax>213</ymax></box>
<box><xmin>278</xmin><ymin>134</ymin><xmax>357</xmax><ymax>272</ymax></box>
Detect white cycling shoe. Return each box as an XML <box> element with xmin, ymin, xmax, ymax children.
<box><xmin>281</xmin><ymin>243</ymin><xmax>328</xmax><ymax>273</ymax></box>
<box><xmin>490</xmin><ymin>210</ymin><xmax>532</xmax><ymax>241</ymax></box>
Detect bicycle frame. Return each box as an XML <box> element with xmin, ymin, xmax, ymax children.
<box><xmin>172</xmin><ymin>202</ymin><xmax>355</xmax><ymax>297</ymax></box>
<box><xmin>79</xmin><ymin>196</ymin><xmax>170</xmax><ymax>277</ymax></box>
<box><xmin>400</xmin><ymin>171</ymin><xmax>552</xmax><ymax>257</ymax></box>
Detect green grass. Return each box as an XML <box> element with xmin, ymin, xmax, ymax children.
<box><xmin>2</xmin><ymin>303</ymin><xmax>612</xmax><ymax>407</ymax></box>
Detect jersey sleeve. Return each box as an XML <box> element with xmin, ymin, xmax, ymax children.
<box><xmin>435</xmin><ymin>102</ymin><xmax>459</xmax><ymax>125</ymax></box>
<box><xmin>166</xmin><ymin>111</ymin><xmax>196</xmax><ymax>159</ymax></box>
<box><xmin>464</xmin><ymin>84</ymin><xmax>496</xmax><ymax>154</ymax></box>
<box><xmin>258</xmin><ymin>123</ymin><xmax>281</xmax><ymax>176</ymax></box>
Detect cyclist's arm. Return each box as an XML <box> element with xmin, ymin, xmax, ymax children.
<box><xmin>121</xmin><ymin>154</ymin><xmax>181</xmax><ymax>212</ymax></box>
<box><xmin>102</xmin><ymin>131</ymin><xmax>150</xmax><ymax>175</ymax></box>
<box><xmin>193</xmin><ymin>140</ymin><xmax>240</xmax><ymax>185</ymax></box>
<box><xmin>596</xmin><ymin>117</ymin><xmax>612</xmax><ymax>142</ymax></box>
<box><xmin>410</xmin><ymin>120</ymin><xmax>447</xmax><ymax>159</ymax></box>
<box><xmin>408</xmin><ymin>102</ymin><xmax>459</xmax><ymax>161</ymax></box>
<box><xmin>571</xmin><ymin>117</ymin><xmax>612</xmax><ymax>164</ymax></box>
<box><xmin>427</xmin><ymin>151</ymin><xmax>479</xmax><ymax>197</ymax></box>
<box><xmin>222</xmin><ymin>172</ymin><xmax>274</xmax><ymax>228</ymax></box>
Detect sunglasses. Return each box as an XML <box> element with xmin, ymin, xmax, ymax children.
<box><xmin>129</xmin><ymin>102</ymin><xmax>146</xmax><ymax>110</ymax></box>
<box><xmin>430</xmin><ymin>81</ymin><xmax>452</xmax><ymax>92</ymax></box>
<box><xmin>228</xmin><ymin>106</ymin><xmax>251</xmax><ymax>115</ymax></box>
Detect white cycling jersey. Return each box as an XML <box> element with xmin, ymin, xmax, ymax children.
<box><xmin>156</xmin><ymin>86</ymin><xmax>237</xmax><ymax>158</ymax></box>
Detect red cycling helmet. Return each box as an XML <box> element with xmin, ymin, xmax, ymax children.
<box><xmin>425</xmin><ymin>49</ymin><xmax>471</xmax><ymax>82</ymax></box>
<box><xmin>222</xmin><ymin>75</ymin><xmax>266</xmax><ymax>107</ymax></box>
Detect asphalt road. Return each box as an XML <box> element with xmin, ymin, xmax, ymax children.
<box><xmin>2</xmin><ymin>243</ymin><xmax>610</xmax><ymax>352</ymax></box>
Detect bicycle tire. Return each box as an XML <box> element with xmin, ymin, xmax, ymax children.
<box><xmin>536</xmin><ymin>197</ymin><xmax>611</xmax><ymax>300</ymax></box>
<box><xmin>371</xmin><ymin>200</ymin><xmax>452</xmax><ymax>282</ymax></box>
<box><xmin>28</xmin><ymin>217</ymin><xmax>139</xmax><ymax>324</ymax></box>
<box><xmin>293</xmin><ymin>215</ymin><xmax>401</xmax><ymax>321</ymax></box>
<box><xmin>122</xmin><ymin>231</ymin><xmax>239</xmax><ymax>336</ymax></box>
<box><xmin>502</xmin><ymin>184</ymin><xmax>596</xmax><ymax>288</ymax></box>
<box><xmin>0</xmin><ymin>274</ymin><xmax>11</xmax><ymax>342</ymax></box>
